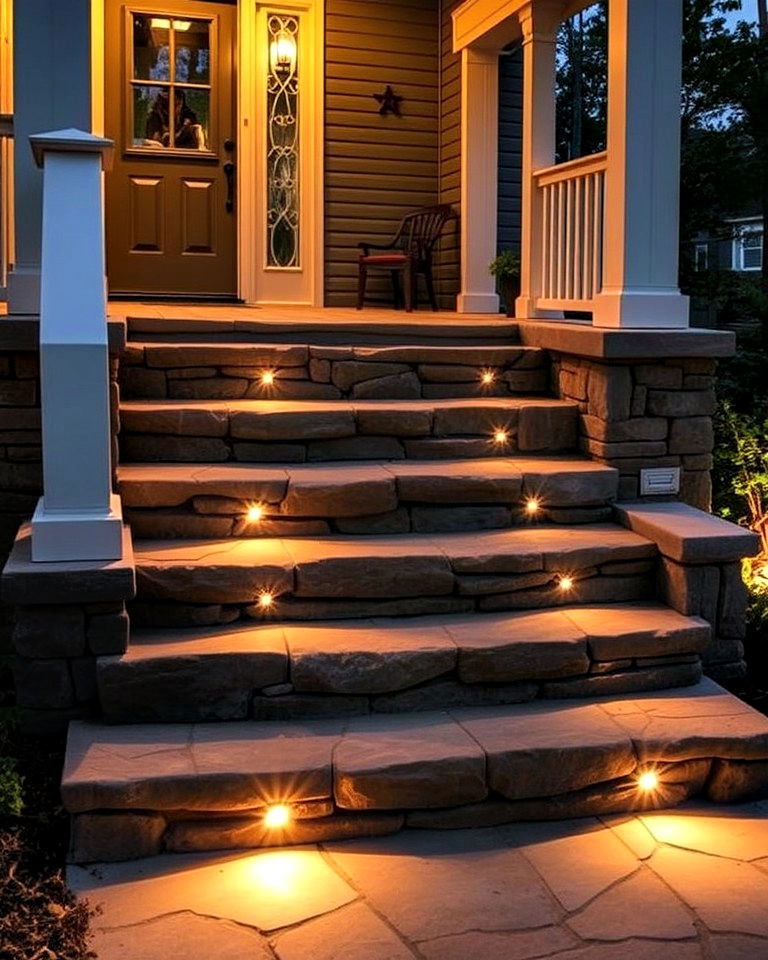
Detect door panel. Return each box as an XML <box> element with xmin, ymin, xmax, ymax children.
<box><xmin>105</xmin><ymin>0</ymin><xmax>237</xmax><ymax>297</ymax></box>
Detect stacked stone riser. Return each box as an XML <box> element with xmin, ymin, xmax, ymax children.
<box><xmin>65</xmin><ymin>675</ymin><xmax>768</xmax><ymax>862</ymax></box>
<box><xmin>119</xmin><ymin>397</ymin><xmax>578</xmax><ymax>464</ymax></box>
<box><xmin>121</xmin><ymin>342</ymin><xmax>548</xmax><ymax>402</ymax></box>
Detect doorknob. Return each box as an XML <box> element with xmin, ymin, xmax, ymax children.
<box><xmin>224</xmin><ymin>161</ymin><xmax>235</xmax><ymax>213</ymax></box>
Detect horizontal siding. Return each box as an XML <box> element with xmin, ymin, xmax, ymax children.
<box><xmin>436</xmin><ymin>0</ymin><xmax>463</xmax><ymax>309</ymax></box>
<box><xmin>324</xmin><ymin>0</ymin><xmax>440</xmax><ymax>306</ymax></box>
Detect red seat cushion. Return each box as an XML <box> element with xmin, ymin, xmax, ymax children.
<box><xmin>360</xmin><ymin>253</ymin><xmax>409</xmax><ymax>266</ymax></box>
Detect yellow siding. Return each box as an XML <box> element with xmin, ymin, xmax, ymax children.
<box><xmin>324</xmin><ymin>0</ymin><xmax>443</xmax><ymax>306</ymax></box>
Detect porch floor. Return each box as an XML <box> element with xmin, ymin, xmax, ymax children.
<box><xmin>71</xmin><ymin>800</ymin><xmax>768</xmax><ymax>959</ymax></box>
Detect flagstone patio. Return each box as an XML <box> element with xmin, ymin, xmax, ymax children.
<box><xmin>71</xmin><ymin>800</ymin><xmax>768</xmax><ymax>960</ymax></box>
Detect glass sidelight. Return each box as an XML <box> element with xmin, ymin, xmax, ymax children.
<box><xmin>266</xmin><ymin>13</ymin><xmax>299</xmax><ymax>268</ymax></box>
<box><xmin>130</xmin><ymin>14</ymin><xmax>212</xmax><ymax>151</ymax></box>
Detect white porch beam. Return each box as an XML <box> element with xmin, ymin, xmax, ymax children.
<box><xmin>457</xmin><ymin>47</ymin><xmax>500</xmax><ymax>314</ymax></box>
<box><xmin>30</xmin><ymin>129</ymin><xmax>124</xmax><ymax>562</ymax></box>
<box><xmin>515</xmin><ymin>0</ymin><xmax>562</xmax><ymax>319</ymax></box>
<box><xmin>593</xmin><ymin>0</ymin><xmax>689</xmax><ymax>328</ymax></box>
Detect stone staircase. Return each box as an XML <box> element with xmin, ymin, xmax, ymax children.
<box><xmin>62</xmin><ymin>314</ymin><xmax>768</xmax><ymax>863</ymax></box>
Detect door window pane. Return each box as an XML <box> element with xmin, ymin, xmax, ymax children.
<box><xmin>129</xmin><ymin>12</ymin><xmax>212</xmax><ymax>152</ymax></box>
<box><xmin>133</xmin><ymin>16</ymin><xmax>171</xmax><ymax>81</ymax></box>
<box><xmin>267</xmin><ymin>14</ymin><xmax>300</xmax><ymax>267</ymax></box>
<box><xmin>175</xmin><ymin>20</ymin><xmax>210</xmax><ymax>84</ymax></box>
<box><xmin>133</xmin><ymin>86</ymin><xmax>170</xmax><ymax>147</ymax></box>
<box><xmin>176</xmin><ymin>88</ymin><xmax>209</xmax><ymax>150</ymax></box>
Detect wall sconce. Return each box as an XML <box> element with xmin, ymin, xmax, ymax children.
<box><xmin>271</xmin><ymin>29</ymin><xmax>297</xmax><ymax>75</ymax></box>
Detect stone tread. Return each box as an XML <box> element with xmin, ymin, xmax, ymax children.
<box><xmin>132</xmin><ymin>341</ymin><xmax>542</xmax><ymax>366</ymax></box>
<box><xmin>98</xmin><ymin>603</ymin><xmax>710</xmax><ymax>702</ymax></box>
<box><xmin>132</xmin><ymin>523</ymin><xmax>657</xmax><ymax>603</ymax></box>
<box><xmin>118</xmin><ymin>456</ymin><xmax>619</xmax><ymax>510</ymax></box>
<box><xmin>120</xmin><ymin>396</ymin><xmax>577</xmax><ymax>436</ymax></box>
<box><xmin>61</xmin><ymin>678</ymin><xmax>768</xmax><ymax>814</ymax></box>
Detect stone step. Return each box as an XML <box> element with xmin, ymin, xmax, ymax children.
<box><xmin>64</xmin><ymin>678</ymin><xmax>768</xmax><ymax>862</ymax></box>
<box><xmin>125</xmin><ymin>314</ymin><xmax>520</xmax><ymax>345</ymax></box>
<box><xmin>119</xmin><ymin>396</ymin><xmax>579</xmax><ymax>463</ymax></box>
<box><xmin>98</xmin><ymin>604</ymin><xmax>710</xmax><ymax>723</ymax></box>
<box><xmin>130</xmin><ymin>524</ymin><xmax>657</xmax><ymax>625</ymax></box>
<box><xmin>122</xmin><ymin>341</ymin><xmax>547</xmax><ymax>401</ymax></box>
<box><xmin>119</xmin><ymin>456</ymin><xmax>619</xmax><ymax>538</ymax></box>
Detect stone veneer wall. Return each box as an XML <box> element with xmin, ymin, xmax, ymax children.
<box><xmin>551</xmin><ymin>354</ymin><xmax>716</xmax><ymax>509</ymax></box>
<box><xmin>0</xmin><ymin>347</ymin><xmax>42</xmax><ymax>643</ymax></box>
<box><xmin>1</xmin><ymin>326</ymin><xmax>126</xmax><ymax>734</ymax></box>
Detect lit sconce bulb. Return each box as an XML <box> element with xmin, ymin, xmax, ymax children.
<box><xmin>493</xmin><ymin>429</ymin><xmax>509</xmax><ymax>445</ymax></box>
<box><xmin>558</xmin><ymin>576</ymin><xmax>574</xmax><ymax>591</ymax></box>
<box><xmin>525</xmin><ymin>498</ymin><xmax>541</xmax><ymax>515</ymax></box>
<box><xmin>261</xmin><ymin>370</ymin><xmax>276</xmax><ymax>386</ymax></box>
<box><xmin>263</xmin><ymin>804</ymin><xmax>292</xmax><ymax>829</ymax></box>
<box><xmin>637</xmin><ymin>770</ymin><xmax>659</xmax><ymax>793</ymax></box>
<box><xmin>257</xmin><ymin>591</ymin><xmax>275</xmax><ymax>610</ymax></box>
<box><xmin>246</xmin><ymin>504</ymin><xmax>265</xmax><ymax>523</ymax></box>
<box><xmin>480</xmin><ymin>369</ymin><xmax>496</xmax><ymax>386</ymax></box>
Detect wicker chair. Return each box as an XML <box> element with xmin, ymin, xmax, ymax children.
<box><xmin>356</xmin><ymin>205</ymin><xmax>455</xmax><ymax>312</ymax></box>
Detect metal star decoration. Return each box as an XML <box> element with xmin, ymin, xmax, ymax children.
<box><xmin>374</xmin><ymin>85</ymin><xmax>404</xmax><ymax>117</ymax></box>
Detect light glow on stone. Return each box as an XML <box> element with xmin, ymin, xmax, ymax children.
<box><xmin>257</xmin><ymin>591</ymin><xmax>275</xmax><ymax>610</ymax></box>
<box><xmin>637</xmin><ymin>770</ymin><xmax>659</xmax><ymax>793</ymax></box>
<box><xmin>493</xmin><ymin>429</ymin><xmax>509</xmax><ymax>445</ymax></box>
<box><xmin>261</xmin><ymin>370</ymin><xmax>276</xmax><ymax>386</ymax></box>
<box><xmin>247</xmin><ymin>504</ymin><xmax>266</xmax><ymax>523</ymax></box>
<box><xmin>264</xmin><ymin>804</ymin><xmax>292</xmax><ymax>829</ymax></box>
<box><xmin>558</xmin><ymin>576</ymin><xmax>574</xmax><ymax>591</ymax></box>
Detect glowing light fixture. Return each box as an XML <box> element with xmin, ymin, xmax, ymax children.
<box><xmin>637</xmin><ymin>770</ymin><xmax>659</xmax><ymax>793</ymax></box>
<box><xmin>525</xmin><ymin>498</ymin><xmax>541</xmax><ymax>515</ymax></box>
<box><xmin>270</xmin><ymin>29</ymin><xmax>297</xmax><ymax>74</ymax></box>
<box><xmin>493</xmin><ymin>429</ymin><xmax>509</xmax><ymax>445</ymax></box>
<box><xmin>480</xmin><ymin>369</ymin><xmax>496</xmax><ymax>386</ymax></box>
<box><xmin>257</xmin><ymin>591</ymin><xmax>275</xmax><ymax>610</ymax></box>
<box><xmin>264</xmin><ymin>804</ymin><xmax>292</xmax><ymax>829</ymax></box>
<box><xmin>246</xmin><ymin>504</ymin><xmax>265</xmax><ymax>524</ymax></box>
<box><xmin>261</xmin><ymin>370</ymin><xmax>276</xmax><ymax>386</ymax></box>
<box><xmin>558</xmin><ymin>576</ymin><xmax>574</xmax><ymax>591</ymax></box>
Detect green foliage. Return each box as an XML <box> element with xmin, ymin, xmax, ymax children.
<box><xmin>0</xmin><ymin>700</ymin><xmax>22</xmax><ymax>817</ymax></box>
<box><xmin>489</xmin><ymin>249</ymin><xmax>520</xmax><ymax>280</ymax></box>
<box><xmin>684</xmin><ymin>270</ymin><xmax>768</xmax><ymax>324</ymax></box>
<box><xmin>555</xmin><ymin>3</ymin><xmax>607</xmax><ymax>163</ymax></box>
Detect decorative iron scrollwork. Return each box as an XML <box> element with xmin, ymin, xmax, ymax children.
<box><xmin>266</xmin><ymin>14</ymin><xmax>299</xmax><ymax>268</ymax></box>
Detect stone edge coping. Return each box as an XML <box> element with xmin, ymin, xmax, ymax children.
<box><xmin>1</xmin><ymin>523</ymin><xmax>137</xmax><ymax>605</ymax></box>
<box><xmin>516</xmin><ymin>319</ymin><xmax>735</xmax><ymax>360</ymax></box>
<box><xmin>614</xmin><ymin>501</ymin><xmax>759</xmax><ymax>564</ymax></box>
<box><xmin>0</xmin><ymin>316</ymin><xmax>127</xmax><ymax>352</ymax></box>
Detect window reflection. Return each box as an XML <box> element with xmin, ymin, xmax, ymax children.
<box><xmin>130</xmin><ymin>14</ymin><xmax>211</xmax><ymax>151</ymax></box>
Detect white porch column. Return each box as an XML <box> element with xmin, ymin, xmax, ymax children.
<box><xmin>593</xmin><ymin>0</ymin><xmax>689</xmax><ymax>328</ymax></box>
<box><xmin>515</xmin><ymin>0</ymin><xmax>560</xmax><ymax>319</ymax></box>
<box><xmin>457</xmin><ymin>47</ymin><xmax>499</xmax><ymax>314</ymax></box>
<box><xmin>30</xmin><ymin>129</ymin><xmax>123</xmax><ymax>562</ymax></box>
<box><xmin>8</xmin><ymin>0</ymin><xmax>92</xmax><ymax>314</ymax></box>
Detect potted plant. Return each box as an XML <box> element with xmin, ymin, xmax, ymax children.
<box><xmin>489</xmin><ymin>249</ymin><xmax>521</xmax><ymax>317</ymax></box>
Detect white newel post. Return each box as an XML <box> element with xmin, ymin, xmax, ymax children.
<box><xmin>593</xmin><ymin>0</ymin><xmax>689</xmax><ymax>328</ymax></box>
<box><xmin>30</xmin><ymin>128</ymin><xmax>124</xmax><ymax>562</ymax></box>
<box><xmin>515</xmin><ymin>0</ymin><xmax>560</xmax><ymax>319</ymax></box>
<box><xmin>457</xmin><ymin>47</ymin><xmax>499</xmax><ymax>314</ymax></box>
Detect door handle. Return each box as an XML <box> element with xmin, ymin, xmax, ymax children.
<box><xmin>224</xmin><ymin>161</ymin><xmax>235</xmax><ymax>213</ymax></box>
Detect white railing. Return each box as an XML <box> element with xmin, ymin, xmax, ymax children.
<box><xmin>533</xmin><ymin>150</ymin><xmax>607</xmax><ymax>313</ymax></box>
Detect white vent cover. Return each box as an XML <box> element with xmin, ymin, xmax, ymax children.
<box><xmin>640</xmin><ymin>466</ymin><xmax>681</xmax><ymax>496</ymax></box>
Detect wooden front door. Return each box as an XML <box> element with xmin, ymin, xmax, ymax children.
<box><xmin>105</xmin><ymin>1</ymin><xmax>237</xmax><ymax>297</ymax></box>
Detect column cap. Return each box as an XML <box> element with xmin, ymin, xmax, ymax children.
<box><xmin>30</xmin><ymin>128</ymin><xmax>114</xmax><ymax>171</ymax></box>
